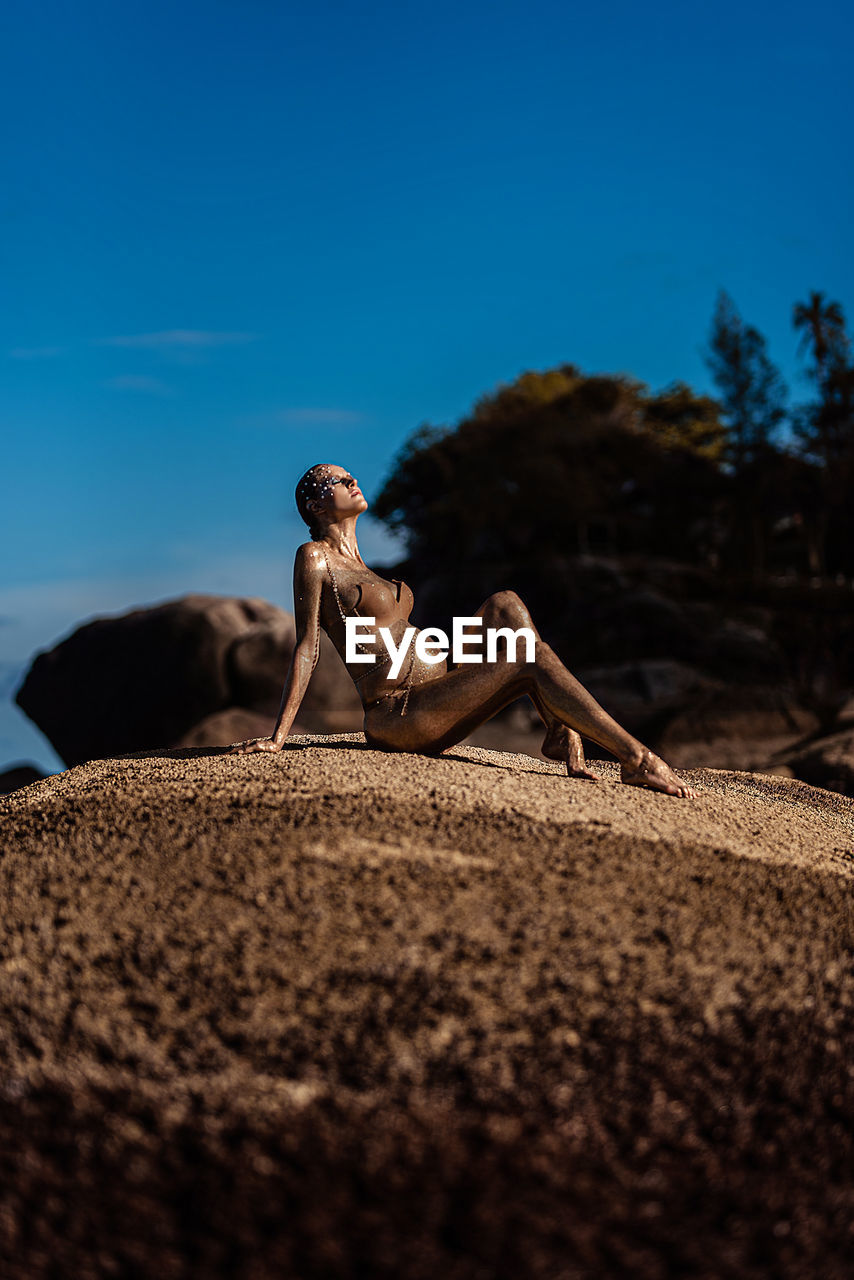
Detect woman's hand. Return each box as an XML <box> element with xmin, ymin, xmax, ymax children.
<box><xmin>228</xmin><ymin>737</ymin><xmax>283</xmax><ymax>755</ymax></box>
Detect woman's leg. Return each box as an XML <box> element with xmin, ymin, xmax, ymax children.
<box><xmin>470</xmin><ymin>597</ymin><xmax>599</xmax><ymax>780</ymax></box>
<box><xmin>532</xmin><ymin>694</ymin><xmax>600</xmax><ymax>781</ymax></box>
<box><xmin>364</xmin><ymin>591</ymin><xmax>697</xmax><ymax>798</ymax></box>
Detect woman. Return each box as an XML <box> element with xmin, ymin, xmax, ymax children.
<box><xmin>230</xmin><ymin>463</ymin><xmax>698</xmax><ymax>798</ymax></box>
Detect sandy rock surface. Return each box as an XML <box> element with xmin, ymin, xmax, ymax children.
<box><xmin>1</xmin><ymin>739</ymin><xmax>853</xmax><ymax>1279</ymax></box>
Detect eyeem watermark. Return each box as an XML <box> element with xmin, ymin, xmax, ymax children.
<box><xmin>345</xmin><ymin>616</ymin><xmax>536</xmax><ymax>677</ymax></box>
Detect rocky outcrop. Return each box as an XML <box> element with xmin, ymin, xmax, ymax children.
<box><xmin>1</xmin><ymin>744</ymin><xmax>852</xmax><ymax>1279</ymax></box>
<box><xmin>573</xmin><ymin>659</ymin><xmax>713</xmax><ymax>734</ymax></box>
<box><xmin>0</xmin><ymin>763</ymin><xmax>45</xmax><ymax>795</ymax></box>
<box><xmin>780</xmin><ymin>727</ymin><xmax>854</xmax><ymax>796</ymax></box>
<box><xmin>655</xmin><ymin>684</ymin><xmax>822</xmax><ymax>772</ymax></box>
<box><xmin>15</xmin><ymin>595</ymin><xmax>361</xmax><ymax>765</ymax></box>
<box><xmin>172</xmin><ymin>707</ymin><xmax>277</xmax><ymax>750</ymax></box>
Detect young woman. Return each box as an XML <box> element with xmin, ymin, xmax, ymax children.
<box><xmin>230</xmin><ymin>463</ymin><xmax>698</xmax><ymax>798</ymax></box>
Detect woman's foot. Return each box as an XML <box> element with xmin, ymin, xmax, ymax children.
<box><xmin>620</xmin><ymin>747</ymin><xmax>698</xmax><ymax>798</ymax></box>
<box><xmin>542</xmin><ymin>722</ymin><xmax>599</xmax><ymax>781</ymax></box>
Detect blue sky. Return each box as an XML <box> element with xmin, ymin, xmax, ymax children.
<box><xmin>1</xmin><ymin>0</ymin><xmax>851</xmax><ymax>770</ymax></box>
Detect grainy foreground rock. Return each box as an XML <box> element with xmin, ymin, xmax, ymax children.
<box><xmin>1</xmin><ymin>740</ymin><xmax>853</xmax><ymax>1279</ymax></box>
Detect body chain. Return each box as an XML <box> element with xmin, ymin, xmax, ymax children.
<box><xmin>318</xmin><ymin>542</ymin><xmax>420</xmax><ymax>715</ymax></box>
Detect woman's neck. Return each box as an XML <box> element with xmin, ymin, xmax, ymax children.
<box><xmin>320</xmin><ymin>518</ymin><xmax>364</xmax><ymax>565</ymax></box>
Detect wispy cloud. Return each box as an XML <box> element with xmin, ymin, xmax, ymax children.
<box><xmin>7</xmin><ymin>345</ymin><xmax>65</xmax><ymax>360</ymax></box>
<box><xmin>98</xmin><ymin>330</ymin><xmax>255</xmax><ymax>350</ymax></box>
<box><xmin>275</xmin><ymin>408</ymin><xmax>365</xmax><ymax>426</ymax></box>
<box><xmin>104</xmin><ymin>374</ymin><xmax>173</xmax><ymax>396</ymax></box>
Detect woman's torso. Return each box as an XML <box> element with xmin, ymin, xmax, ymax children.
<box><xmin>338</xmin><ymin>573</ymin><xmax>415</xmax><ymax>629</ymax></box>
<box><xmin>317</xmin><ymin>552</ymin><xmax>446</xmax><ymax>708</ymax></box>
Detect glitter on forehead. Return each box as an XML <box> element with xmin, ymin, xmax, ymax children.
<box><xmin>295</xmin><ymin>463</ymin><xmax>350</xmax><ymax>522</ymax></box>
<box><xmin>299</xmin><ymin>465</ymin><xmax>346</xmax><ymax>493</ymax></box>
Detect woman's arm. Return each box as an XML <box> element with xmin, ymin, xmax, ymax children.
<box><xmin>230</xmin><ymin>544</ymin><xmax>325</xmax><ymax>754</ymax></box>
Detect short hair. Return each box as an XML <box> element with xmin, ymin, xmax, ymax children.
<box><xmin>295</xmin><ymin>463</ymin><xmax>335</xmax><ymax>540</ymax></box>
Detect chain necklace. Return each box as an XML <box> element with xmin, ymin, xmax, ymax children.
<box><xmin>318</xmin><ymin>542</ymin><xmax>420</xmax><ymax>715</ymax></box>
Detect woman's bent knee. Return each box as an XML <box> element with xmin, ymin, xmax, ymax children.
<box><xmin>488</xmin><ymin>589</ymin><xmax>533</xmax><ymax>630</ymax></box>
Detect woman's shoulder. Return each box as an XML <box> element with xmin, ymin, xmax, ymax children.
<box><xmin>294</xmin><ymin>541</ymin><xmax>328</xmax><ymax>574</ymax></box>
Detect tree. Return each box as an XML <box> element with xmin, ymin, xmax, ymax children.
<box><xmin>641</xmin><ymin>381</ymin><xmax>728</xmax><ymax>463</ymax></box>
<box><xmin>372</xmin><ymin>365</ymin><xmax>727</xmax><ymax>574</ymax></box>
<box><xmin>702</xmin><ymin>292</ymin><xmax>790</xmax><ymax>578</ymax></box>
<box><xmin>705</xmin><ymin>291</ymin><xmax>787</xmax><ymax>466</ymax></box>
<box><xmin>791</xmin><ymin>293</ymin><xmax>854</xmax><ymax>575</ymax></box>
<box><xmin>793</xmin><ymin>291</ymin><xmax>846</xmax><ymax>384</ymax></box>
<box><xmin>792</xmin><ymin>291</ymin><xmax>853</xmax><ymax>468</ymax></box>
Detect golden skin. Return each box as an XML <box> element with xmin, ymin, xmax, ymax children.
<box><xmin>230</xmin><ymin>464</ymin><xmax>698</xmax><ymax>798</ymax></box>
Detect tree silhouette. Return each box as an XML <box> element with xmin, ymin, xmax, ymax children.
<box><xmin>788</xmin><ymin>296</ymin><xmax>854</xmax><ymax>575</ymax></box>
<box><xmin>373</xmin><ymin>365</ymin><xmax>727</xmax><ymax>576</ymax></box>
<box><xmin>706</xmin><ymin>291</ymin><xmax>787</xmax><ymax>466</ymax></box>
<box><xmin>793</xmin><ymin>291</ymin><xmax>847</xmax><ymax>383</ymax></box>
<box><xmin>703</xmin><ymin>292</ymin><xmax>789</xmax><ymax>577</ymax></box>
<box><xmin>642</xmin><ymin>381</ymin><xmax>729</xmax><ymax>462</ymax></box>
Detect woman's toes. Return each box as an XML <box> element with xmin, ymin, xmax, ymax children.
<box><xmin>621</xmin><ymin>748</ymin><xmax>697</xmax><ymax>798</ymax></box>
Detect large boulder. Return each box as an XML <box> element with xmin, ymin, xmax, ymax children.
<box><xmin>781</xmin><ymin>727</ymin><xmax>854</xmax><ymax>796</ymax></box>
<box><xmin>572</xmin><ymin>659</ymin><xmax>713</xmax><ymax>735</ymax></box>
<box><xmin>173</xmin><ymin>708</ymin><xmax>278</xmax><ymax>750</ymax></box>
<box><xmin>15</xmin><ymin>595</ymin><xmax>361</xmax><ymax>766</ymax></box>
<box><xmin>656</xmin><ymin>684</ymin><xmax>821</xmax><ymax>771</ymax></box>
<box><xmin>0</xmin><ymin>763</ymin><xmax>45</xmax><ymax>796</ymax></box>
<box><xmin>228</xmin><ymin>621</ymin><xmax>362</xmax><ymax>731</ymax></box>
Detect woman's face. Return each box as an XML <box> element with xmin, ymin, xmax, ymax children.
<box><xmin>312</xmin><ymin>464</ymin><xmax>368</xmax><ymax>522</ymax></box>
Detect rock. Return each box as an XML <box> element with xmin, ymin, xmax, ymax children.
<box><xmin>660</xmin><ymin>685</ymin><xmax>819</xmax><ymax>746</ymax></box>
<box><xmin>15</xmin><ymin>594</ymin><xmax>267</xmax><ymax>765</ymax></box>
<box><xmin>657</xmin><ymin>686</ymin><xmax>821</xmax><ymax>772</ymax></box>
<box><xmin>227</xmin><ymin>614</ymin><xmax>297</xmax><ymax>709</ymax></box>
<box><xmin>540</xmin><ymin>664</ymin><xmax>820</xmax><ymax>773</ymax></box>
<box><xmin>228</xmin><ymin>623</ymin><xmax>362</xmax><ymax>733</ymax></box>
<box><xmin>781</xmin><ymin>728</ymin><xmax>854</xmax><ymax>796</ymax></box>
<box><xmin>698</xmin><ymin>617</ymin><xmax>786</xmax><ymax>682</ymax></box>
<box><xmin>0</xmin><ymin>763</ymin><xmax>45</xmax><ymax>795</ymax></box>
<box><xmin>833</xmin><ymin>692</ymin><xmax>854</xmax><ymax>727</ymax></box>
<box><xmin>1</xmin><ymin>745</ymin><xmax>852</xmax><ymax>1279</ymax></box>
<box><xmin>301</xmin><ymin>632</ymin><xmax>364</xmax><ymax>732</ymax></box>
<box><xmin>573</xmin><ymin>659</ymin><xmax>713</xmax><ymax>735</ymax></box>
<box><xmin>15</xmin><ymin>594</ymin><xmax>362</xmax><ymax>766</ymax></box>
<box><xmin>172</xmin><ymin>708</ymin><xmax>277</xmax><ymax>749</ymax></box>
